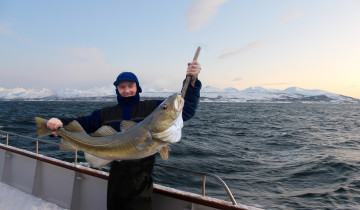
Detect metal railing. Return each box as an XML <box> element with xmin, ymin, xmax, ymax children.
<box><xmin>0</xmin><ymin>130</ymin><xmax>78</xmax><ymax>165</ymax></box>
<box><xmin>0</xmin><ymin>130</ymin><xmax>238</xmax><ymax>205</ymax></box>
<box><xmin>155</xmin><ymin>163</ymin><xmax>238</xmax><ymax>205</ymax></box>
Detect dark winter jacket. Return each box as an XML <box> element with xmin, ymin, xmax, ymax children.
<box><xmin>61</xmin><ymin>79</ymin><xmax>201</xmax><ymax>133</ymax></box>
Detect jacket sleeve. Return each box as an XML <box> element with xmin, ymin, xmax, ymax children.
<box><xmin>60</xmin><ymin>109</ymin><xmax>102</xmax><ymax>134</ymax></box>
<box><xmin>182</xmin><ymin>78</ymin><xmax>202</xmax><ymax>121</ymax></box>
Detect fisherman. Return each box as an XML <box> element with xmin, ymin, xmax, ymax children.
<box><xmin>46</xmin><ymin>61</ymin><xmax>202</xmax><ymax>210</ymax></box>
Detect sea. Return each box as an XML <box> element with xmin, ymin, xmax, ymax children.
<box><xmin>0</xmin><ymin>100</ymin><xmax>360</xmax><ymax>210</ymax></box>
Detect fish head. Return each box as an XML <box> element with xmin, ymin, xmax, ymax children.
<box><xmin>151</xmin><ymin>93</ymin><xmax>184</xmax><ymax>143</ymax></box>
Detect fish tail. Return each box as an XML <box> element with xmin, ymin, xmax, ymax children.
<box><xmin>35</xmin><ymin>117</ymin><xmax>53</xmax><ymax>137</ymax></box>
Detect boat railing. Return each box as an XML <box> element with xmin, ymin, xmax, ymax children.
<box><xmin>154</xmin><ymin>163</ymin><xmax>238</xmax><ymax>205</ymax></box>
<box><xmin>0</xmin><ymin>130</ymin><xmax>238</xmax><ymax>205</ymax></box>
<box><xmin>0</xmin><ymin>130</ymin><xmax>79</xmax><ymax>165</ymax></box>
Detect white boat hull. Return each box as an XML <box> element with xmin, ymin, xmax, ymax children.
<box><xmin>0</xmin><ymin>143</ymin><xmax>254</xmax><ymax>210</ymax></box>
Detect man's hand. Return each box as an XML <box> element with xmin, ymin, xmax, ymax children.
<box><xmin>47</xmin><ymin>118</ymin><xmax>63</xmax><ymax>136</ymax></box>
<box><xmin>186</xmin><ymin>61</ymin><xmax>201</xmax><ymax>87</ymax></box>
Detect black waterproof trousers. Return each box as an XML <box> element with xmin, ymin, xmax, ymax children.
<box><xmin>107</xmin><ymin>155</ymin><xmax>155</xmax><ymax>210</ymax></box>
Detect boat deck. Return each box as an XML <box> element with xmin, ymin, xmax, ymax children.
<box><xmin>0</xmin><ymin>181</ymin><xmax>66</xmax><ymax>210</ymax></box>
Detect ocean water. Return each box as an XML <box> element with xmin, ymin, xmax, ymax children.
<box><xmin>1</xmin><ymin>101</ymin><xmax>360</xmax><ymax>209</ymax></box>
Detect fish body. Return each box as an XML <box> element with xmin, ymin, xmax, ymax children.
<box><xmin>35</xmin><ymin>93</ymin><xmax>184</xmax><ymax>168</ymax></box>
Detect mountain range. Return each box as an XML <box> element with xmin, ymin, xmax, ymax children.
<box><xmin>0</xmin><ymin>86</ymin><xmax>359</xmax><ymax>104</ymax></box>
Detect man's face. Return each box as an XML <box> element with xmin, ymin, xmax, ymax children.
<box><xmin>117</xmin><ymin>81</ymin><xmax>137</xmax><ymax>97</ymax></box>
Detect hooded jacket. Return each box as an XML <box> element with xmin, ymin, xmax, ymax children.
<box><xmin>61</xmin><ymin>77</ymin><xmax>201</xmax><ymax>134</ymax></box>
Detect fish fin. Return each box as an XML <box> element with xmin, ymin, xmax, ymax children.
<box><xmin>120</xmin><ymin>120</ymin><xmax>137</xmax><ymax>131</ymax></box>
<box><xmin>84</xmin><ymin>153</ymin><xmax>112</xmax><ymax>169</ymax></box>
<box><xmin>64</xmin><ymin>120</ymin><xmax>85</xmax><ymax>133</ymax></box>
<box><xmin>136</xmin><ymin>137</ymin><xmax>152</xmax><ymax>151</ymax></box>
<box><xmin>159</xmin><ymin>145</ymin><xmax>171</xmax><ymax>160</ymax></box>
<box><xmin>90</xmin><ymin>126</ymin><xmax>117</xmax><ymax>137</ymax></box>
<box><xmin>59</xmin><ymin>139</ymin><xmax>76</xmax><ymax>150</ymax></box>
<box><xmin>35</xmin><ymin>117</ymin><xmax>53</xmax><ymax>137</ymax></box>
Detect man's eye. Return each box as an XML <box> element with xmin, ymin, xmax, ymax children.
<box><xmin>160</xmin><ymin>105</ymin><xmax>167</xmax><ymax>110</ymax></box>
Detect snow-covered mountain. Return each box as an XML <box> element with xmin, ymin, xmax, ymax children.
<box><xmin>201</xmin><ymin>86</ymin><xmax>224</xmax><ymax>92</ymax></box>
<box><xmin>0</xmin><ymin>86</ymin><xmax>359</xmax><ymax>104</ymax></box>
<box><xmin>0</xmin><ymin>86</ymin><xmax>114</xmax><ymax>99</ymax></box>
<box><xmin>199</xmin><ymin>86</ymin><xmax>359</xmax><ymax>103</ymax></box>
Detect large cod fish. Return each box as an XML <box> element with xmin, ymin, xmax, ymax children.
<box><xmin>35</xmin><ymin>93</ymin><xmax>184</xmax><ymax>168</ymax></box>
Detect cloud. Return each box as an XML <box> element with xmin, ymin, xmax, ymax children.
<box><xmin>232</xmin><ymin>77</ymin><xmax>242</xmax><ymax>81</ymax></box>
<box><xmin>279</xmin><ymin>11</ymin><xmax>303</xmax><ymax>23</ymax></box>
<box><xmin>218</xmin><ymin>40</ymin><xmax>264</xmax><ymax>59</ymax></box>
<box><xmin>186</xmin><ymin>0</ymin><xmax>228</xmax><ymax>32</ymax></box>
<box><xmin>262</xmin><ymin>83</ymin><xmax>290</xmax><ymax>86</ymax></box>
<box><xmin>67</xmin><ymin>47</ymin><xmax>106</xmax><ymax>65</ymax></box>
<box><xmin>0</xmin><ymin>22</ymin><xmax>26</xmax><ymax>41</ymax></box>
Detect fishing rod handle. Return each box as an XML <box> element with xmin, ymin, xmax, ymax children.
<box><xmin>181</xmin><ymin>47</ymin><xmax>201</xmax><ymax>98</ymax></box>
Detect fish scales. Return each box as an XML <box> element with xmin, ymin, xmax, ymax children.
<box><xmin>35</xmin><ymin>93</ymin><xmax>184</xmax><ymax>168</ymax></box>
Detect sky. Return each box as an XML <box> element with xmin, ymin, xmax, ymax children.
<box><xmin>1</xmin><ymin>0</ymin><xmax>360</xmax><ymax>98</ymax></box>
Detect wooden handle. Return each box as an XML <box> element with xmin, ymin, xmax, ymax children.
<box><xmin>181</xmin><ymin>47</ymin><xmax>201</xmax><ymax>98</ymax></box>
<box><xmin>192</xmin><ymin>46</ymin><xmax>201</xmax><ymax>61</ymax></box>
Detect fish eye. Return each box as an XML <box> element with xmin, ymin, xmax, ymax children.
<box><xmin>160</xmin><ymin>105</ymin><xmax>167</xmax><ymax>110</ymax></box>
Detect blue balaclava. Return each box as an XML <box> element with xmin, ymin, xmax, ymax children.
<box><xmin>113</xmin><ymin>72</ymin><xmax>142</xmax><ymax>106</ymax></box>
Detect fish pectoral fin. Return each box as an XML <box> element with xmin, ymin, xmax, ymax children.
<box><xmin>59</xmin><ymin>139</ymin><xmax>76</xmax><ymax>150</ymax></box>
<box><xmin>136</xmin><ymin>137</ymin><xmax>152</xmax><ymax>151</ymax></box>
<box><xmin>159</xmin><ymin>145</ymin><xmax>171</xmax><ymax>160</ymax></box>
<box><xmin>120</xmin><ymin>120</ymin><xmax>137</xmax><ymax>131</ymax></box>
<box><xmin>64</xmin><ymin>120</ymin><xmax>86</xmax><ymax>133</ymax></box>
<box><xmin>84</xmin><ymin>153</ymin><xmax>112</xmax><ymax>169</ymax></box>
<box><xmin>90</xmin><ymin>126</ymin><xmax>117</xmax><ymax>137</ymax></box>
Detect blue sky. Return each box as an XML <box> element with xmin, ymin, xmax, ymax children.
<box><xmin>1</xmin><ymin>0</ymin><xmax>360</xmax><ymax>98</ymax></box>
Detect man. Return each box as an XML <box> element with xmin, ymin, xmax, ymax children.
<box><xmin>46</xmin><ymin>61</ymin><xmax>201</xmax><ymax>210</ymax></box>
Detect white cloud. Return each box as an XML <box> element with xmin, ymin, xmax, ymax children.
<box><xmin>279</xmin><ymin>11</ymin><xmax>303</xmax><ymax>23</ymax></box>
<box><xmin>218</xmin><ymin>40</ymin><xmax>264</xmax><ymax>59</ymax></box>
<box><xmin>186</xmin><ymin>0</ymin><xmax>228</xmax><ymax>32</ymax></box>
<box><xmin>262</xmin><ymin>83</ymin><xmax>290</xmax><ymax>86</ymax></box>
<box><xmin>232</xmin><ymin>77</ymin><xmax>242</xmax><ymax>81</ymax></box>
